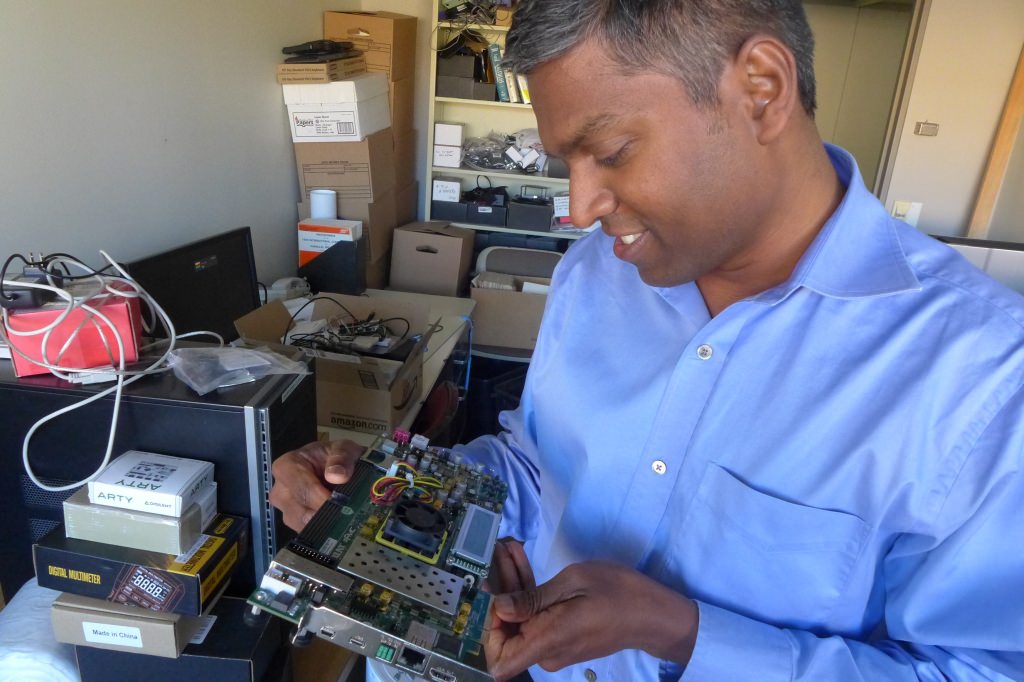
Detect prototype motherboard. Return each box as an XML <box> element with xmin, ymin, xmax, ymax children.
<box><xmin>248</xmin><ymin>432</ymin><xmax>508</xmax><ymax>682</ymax></box>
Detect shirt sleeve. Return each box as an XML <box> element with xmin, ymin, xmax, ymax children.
<box><xmin>454</xmin><ymin>403</ymin><xmax>542</xmax><ymax>543</ymax></box>
<box><xmin>679</xmin><ymin>387</ymin><xmax>1024</xmax><ymax>682</ymax></box>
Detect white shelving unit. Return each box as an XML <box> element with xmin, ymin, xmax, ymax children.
<box><xmin>425</xmin><ymin>5</ymin><xmax>577</xmax><ymax>240</ymax></box>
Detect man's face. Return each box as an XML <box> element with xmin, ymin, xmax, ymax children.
<box><xmin>528</xmin><ymin>39</ymin><xmax>774</xmax><ymax>288</ymax></box>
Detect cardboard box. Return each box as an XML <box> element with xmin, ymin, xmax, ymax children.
<box><xmin>3</xmin><ymin>283</ymin><xmax>143</xmax><ymax>377</ymax></box>
<box><xmin>297</xmin><ymin>218</ymin><xmax>362</xmax><ymax>267</ymax></box>
<box><xmin>75</xmin><ymin>597</ymin><xmax>283</xmax><ymax>682</ymax></box>
<box><xmin>299</xmin><ymin>190</ymin><xmax>397</xmax><ymax>265</ymax></box>
<box><xmin>323</xmin><ymin>11</ymin><xmax>417</xmax><ymax>82</ymax></box>
<box><xmin>433</xmin><ymin>144</ymin><xmax>462</xmax><ymax>168</ymax></box>
<box><xmin>389</xmin><ymin>77</ymin><xmax>414</xmax><ymax>135</ymax></box>
<box><xmin>33</xmin><ymin>515</ymin><xmax>248</xmax><ymax>616</ymax></box>
<box><xmin>434</xmin><ymin>121</ymin><xmax>465</xmax><ymax>147</ymax></box>
<box><xmin>52</xmin><ymin>592</ymin><xmax>204</xmax><ymax>658</ymax></box>
<box><xmin>432</xmin><ymin>176</ymin><xmax>462</xmax><ymax>202</ymax></box>
<box><xmin>393</xmin><ymin>128</ymin><xmax>417</xmax><ymax>189</ymax></box>
<box><xmin>235</xmin><ymin>293</ymin><xmax>435</xmax><ymax>433</ymax></box>
<box><xmin>390</xmin><ymin>222</ymin><xmax>476</xmax><ymax>297</ymax></box>
<box><xmin>275</xmin><ymin>55</ymin><xmax>366</xmax><ymax>84</ymax></box>
<box><xmin>470</xmin><ymin>276</ymin><xmax>551</xmax><ymax>350</ymax></box>
<box><xmin>283</xmin><ymin>73</ymin><xmax>391</xmax><ymax>143</ymax></box>
<box><xmin>395</xmin><ymin>181</ymin><xmax>418</xmax><ymax>226</ymax></box>
<box><xmin>294</xmin><ymin>127</ymin><xmax>395</xmax><ymax>202</ymax></box>
<box><xmin>495</xmin><ymin>4</ymin><xmax>514</xmax><ymax>26</ymax></box>
<box><xmin>366</xmin><ymin>251</ymin><xmax>390</xmax><ymax>290</ymax></box>
<box><xmin>64</xmin><ymin>485</ymin><xmax>216</xmax><ymax>556</ymax></box>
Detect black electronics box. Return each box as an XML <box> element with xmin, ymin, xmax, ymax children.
<box><xmin>467</xmin><ymin>202</ymin><xmax>508</xmax><ymax>226</ymax></box>
<box><xmin>297</xmin><ymin>239</ymin><xmax>367</xmax><ymax>296</ymax></box>
<box><xmin>507</xmin><ymin>198</ymin><xmax>554</xmax><ymax>231</ymax></box>
<box><xmin>431</xmin><ymin>199</ymin><xmax>469</xmax><ymax>222</ymax></box>
<box><xmin>76</xmin><ymin>596</ymin><xmax>284</xmax><ymax>682</ymax></box>
<box><xmin>34</xmin><ymin>514</ymin><xmax>248</xmax><ymax>616</ymax></box>
<box><xmin>437</xmin><ymin>54</ymin><xmax>476</xmax><ymax>78</ymax></box>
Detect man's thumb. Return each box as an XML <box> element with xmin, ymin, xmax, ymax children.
<box><xmin>492</xmin><ymin>587</ymin><xmax>547</xmax><ymax>623</ymax></box>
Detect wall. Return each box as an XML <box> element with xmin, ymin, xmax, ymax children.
<box><xmin>0</xmin><ymin>0</ymin><xmax>350</xmax><ymax>282</ymax></box>
<box><xmin>806</xmin><ymin>3</ymin><xmax>912</xmax><ymax>189</ymax></box>
<box><xmin>883</xmin><ymin>0</ymin><xmax>1024</xmax><ymax>237</ymax></box>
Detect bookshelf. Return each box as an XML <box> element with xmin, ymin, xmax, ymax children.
<box><xmin>425</xmin><ymin>1</ymin><xmax>574</xmax><ymax>239</ymax></box>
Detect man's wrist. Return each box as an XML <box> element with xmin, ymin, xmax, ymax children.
<box><xmin>632</xmin><ymin>579</ymin><xmax>700</xmax><ymax>666</ymax></box>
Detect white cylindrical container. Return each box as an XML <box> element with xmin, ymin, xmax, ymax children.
<box><xmin>309</xmin><ymin>189</ymin><xmax>337</xmax><ymax>219</ymax></box>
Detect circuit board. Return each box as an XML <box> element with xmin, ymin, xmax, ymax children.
<box><xmin>248</xmin><ymin>433</ymin><xmax>507</xmax><ymax>682</ymax></box>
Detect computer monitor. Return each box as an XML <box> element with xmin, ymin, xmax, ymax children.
<box><xmin>935</xmin><ymin>235</ymin><xmax>1024</xmax><ymax>294</ymax></box>
<box><xmin>126</xmin><ymin>226</ymin><xmax>261</xmax><ymax>342</ymax></box>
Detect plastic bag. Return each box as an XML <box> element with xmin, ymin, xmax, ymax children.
<box><xmin>167</xmin><ymin>347</ymin><xmax>310</xmax><ymax>395</ymax></box>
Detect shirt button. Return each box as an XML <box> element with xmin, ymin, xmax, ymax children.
<box><xmin>584</xmin><ymin>670</ymin><xmax>598</xmax><ymax>682</ymax></box>
<box><xmin>696</xmin><ymin>344</ymin><xmax>713</xmax><ymax>360</ymax></box>
<box><xmin>651</xmin><ymin>460</ymin><xmax>667</xmax><ymax>475</ymax></box>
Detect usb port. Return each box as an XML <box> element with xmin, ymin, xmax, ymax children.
<box><xmin>349</xmin><ymin>636</ymin><xmax>366</xmax><ymax>649</ymax></box>
<box><xmin>319</xmin><ymin>626</ymin><xmax>336</xmax><ymax>639</ymax></box>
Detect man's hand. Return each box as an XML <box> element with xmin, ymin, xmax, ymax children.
<box><xmin>269</xmin><ymin>440</ymin><xmax>364</xmax><ymax>531</ymax></box>
<box><xmin>486</xmin><ymin>560</ymin><xmax>700</xmax><ymax>681</ymax></box>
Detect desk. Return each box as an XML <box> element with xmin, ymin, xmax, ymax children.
<box><xmin>320</xmin><ymin>289</ymin><xmax>475</xmax><ymax>446</ymax></box>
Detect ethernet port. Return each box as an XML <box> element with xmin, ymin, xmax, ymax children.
<box><xmin>395</xmin><ymin>646</ymin><xmax>428</xmax><ymax>674</ymax></box>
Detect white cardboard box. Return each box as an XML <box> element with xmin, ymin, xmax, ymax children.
<box><xmin>431</xmin><ymin>176</ymin><xmax>462</xmax><ymax>202</ymax></box>
<box><xmin>87</xmin><ymin>451</ymin><xmax>214</xmax><ymax>517</ymax></box>
<box><xmin>284</xmin><ymin>72</ymin><xmax>391</xmax><ymax>143</ymax></box>
<box><xmin>433</xmin><ymin>144</ymin><xmax>462</xmax><ymax>168</ymax></box>
<box><xmin>434</xmin><ymin>121</ymin><xmax>465</xmax><ymax>147</ymax></box>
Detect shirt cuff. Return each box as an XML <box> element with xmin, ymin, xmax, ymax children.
<box><xmin>681</xmin><ymin>601</ymin><xmax>792</xmax><ymax>681</ymax></box>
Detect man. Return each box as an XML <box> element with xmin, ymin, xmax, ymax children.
<box><xmin>270</xmin><ymin>1</ymin><xmax>1024</xmax><ymax>680</ymax></box>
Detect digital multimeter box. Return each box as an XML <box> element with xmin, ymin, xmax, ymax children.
<box><xmin>33</xmin><ymin>514</ymin><xmax>248</xmax><ymax>616</ymax></box>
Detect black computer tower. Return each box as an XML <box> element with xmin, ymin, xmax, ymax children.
<box><xmin>0</xmin><ymin>355</ymin><xmax>316</xmax><ymax>601</ymax></box>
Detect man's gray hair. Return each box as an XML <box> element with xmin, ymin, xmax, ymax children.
<box><xmin>503</xmin><ymin>0</ymin><xmax>817</xmax><ymax>116</ymax></box>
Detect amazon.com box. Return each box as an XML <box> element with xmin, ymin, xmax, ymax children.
<box><xmin>234</xmin><ymin>293</ymin><xmax>436</xmax><ymax>433</ymax></box>
<box><xmin>34</xmin><ymin>514</ymin><xmax>247</xmax><ymax>617</ymax></box>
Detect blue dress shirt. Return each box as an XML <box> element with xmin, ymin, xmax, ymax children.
<box><xmin>457</xmin><ymin>145</ymin><xmax>1024</xmax><ymax>681</ymax></box>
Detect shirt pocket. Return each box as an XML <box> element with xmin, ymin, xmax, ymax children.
<box><xmin>671</xmin><ymin>463</ymin><xmax>869</xmax><ymax>629</ymax></box>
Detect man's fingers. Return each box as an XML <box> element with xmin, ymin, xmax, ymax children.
<box><xmin>501</xmin><ymin>539</ymin><xmax>536</xmax><ymax>591</ymax></box>
<box><xmin>323</xmin><ymin>440</ymin><xmax>364</xmax><ymax>484</ymax></box>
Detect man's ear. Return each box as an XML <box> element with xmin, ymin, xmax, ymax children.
<box><xmin>732</xmin><ymin>35</ymin><xmax>800</xmax><ymax>145</ymax></box>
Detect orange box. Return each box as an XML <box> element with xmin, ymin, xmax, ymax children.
<box><xmin>4</xmin><ymin>290</ymin><xmax>143</xmax><ymax>377</ymax></box>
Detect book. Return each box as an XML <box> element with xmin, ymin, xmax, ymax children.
<box><xmin>88</xmin><ymin>450</ymin><xmax>215</xmax><ymax>517</ymax></box>
<box><xmin>516</xmin><ymin>73</ymin><xmax>531</xmax><ymax>104</ymax></box>
<box><xmin>487</xmin><ymin>43</ymin><xmax>511</xmax><ymax>103</ymax></box>
<box><xmin>505</xmin><ymin>66</ymin><xmax>521</xmax><ymax>103</ymax></box>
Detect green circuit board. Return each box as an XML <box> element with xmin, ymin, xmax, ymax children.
<box><xmin>248</xmin><ymin>434</ymin><xmax>507</xmax><ymax>682</ymax></box>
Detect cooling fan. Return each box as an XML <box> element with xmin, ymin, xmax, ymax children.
<box><xmin>377</xmin><ymin>499</ymin><xmax>451</xmax><ymax>563</ymax></box>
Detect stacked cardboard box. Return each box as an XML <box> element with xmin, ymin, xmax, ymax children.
<box><xmin>324</xmin><ymin>11</ymin><xmax>419</xmax><ymax>286</ymax></box>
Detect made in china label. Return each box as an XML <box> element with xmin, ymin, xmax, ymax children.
<box><xmin>83</xmin><ymin>622</ymin><xmax>143</xmax><ymax>648</ymax></box>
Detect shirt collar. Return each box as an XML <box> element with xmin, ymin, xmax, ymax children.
<box><xmin>756</xmin><ymin>144</ymin><xmax>921</xmax><ymax>304</ymax></box>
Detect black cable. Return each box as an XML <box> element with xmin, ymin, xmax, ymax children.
<box><xmin>282</xmin><ymin>296</ymin><xmax>358</xmax><ymax>343</ymax></box>
<box><xmin>0</xmin><ymin>253</ymin><xmax>30</xmax><ymax>300</ymax></box>
<box><xmin>257</xmin><ymin>282</ymin><xmax>268</xmax><ymax>305</ymax></box>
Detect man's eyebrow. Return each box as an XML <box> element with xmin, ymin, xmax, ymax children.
<box><xmin>558</xmin><ymin>113</ymin><xmax>624</xmax><ymax>157</ymax></box>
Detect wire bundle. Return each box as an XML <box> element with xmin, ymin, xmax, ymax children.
<box><xmin>370</xmin><ymin>462</ymin><xmax>444</xmax><ymax>506</ymax></box>
<box><xmin>282</xmin><ymin>296</ymin><xmax>410</xmax><ymax>356</ymax></box>
<box><xmin>0</xmin><ymin>250</ymin><xmax>223</xmax><ymax>492</ymax></box>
